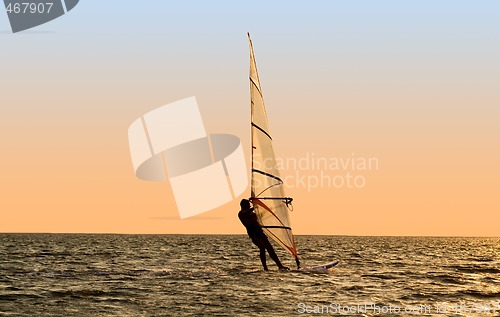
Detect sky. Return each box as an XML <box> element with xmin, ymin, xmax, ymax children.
<box><xmin>0</xmin><ymin>1</ymin><xmax>499</xmax><ymax>236</ymax></box>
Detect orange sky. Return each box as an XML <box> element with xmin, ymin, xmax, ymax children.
<box><xmin>1</xmin><ymin>2</ymin><xmax>499</xmax><ymax>236</ymax></box>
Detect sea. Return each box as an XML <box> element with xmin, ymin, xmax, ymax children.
<box><xmin>1</xmin><ymin>234</ymin><xmax>499</xmax><ymax>317</ymax></box>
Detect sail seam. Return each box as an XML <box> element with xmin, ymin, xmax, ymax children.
<box><xmin>249</xmin><ymin>77</ymin><xmax>263</xmax><ymax>98</ymax></box>
<box><xmin>261</xmin><ymin>225</ymin><xmax>292</xmax><ymax>230</ymax></box>
<box><xmin>251</xmin><ymin>122</ymin><xmax>272</xmax><ymax>140</ymax></box>
<box><xmin>251</xmin><ymin>169</ymin><xmax>283</xmax><ymax>183</ymax></box>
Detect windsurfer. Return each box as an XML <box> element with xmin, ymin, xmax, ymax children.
<box><xmin>238</xmin><ymin>199</ymin><xmax>290</xmax><ymax>271</ymax></box>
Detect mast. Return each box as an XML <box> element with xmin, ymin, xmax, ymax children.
<box><xmin>249</xmin><ymin>33</ymin><xmax>255</xmax><ymax>195</ymax></box>
<box><xmin>247</xmin><ymin>33</ymin><xmax>300</xmax><ymax>268</ymax></box>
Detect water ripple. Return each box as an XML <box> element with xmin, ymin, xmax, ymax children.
<box><xmin>0</xmin><ymin>234</ymin><xmax>499</xmax><ymax>316</ymax></box>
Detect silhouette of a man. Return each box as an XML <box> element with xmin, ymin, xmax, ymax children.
<box><xmin>238</xmin><ymin>199</ymin><xmax>289</xmax><ymax>271</ymax></box>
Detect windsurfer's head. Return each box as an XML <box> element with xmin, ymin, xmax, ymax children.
<box><xmin>240</xmin><ymin>199</ymin><xmax>251</xmax><ymax>209</ymax></box>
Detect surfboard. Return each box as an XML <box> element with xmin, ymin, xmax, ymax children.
<box><xmin>300</xmin><ymin>259</ymin><xmax>339</xmax><ymax>272</ymax></box>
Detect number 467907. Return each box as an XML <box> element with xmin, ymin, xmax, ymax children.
<box><xmin>6</xmin><ymin>2</ymin><xmax>54</xmax><ymax>14</ymax></box>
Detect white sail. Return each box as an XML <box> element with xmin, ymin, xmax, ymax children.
<box><xmin>248</xmin><ymin>33</ymin><xmax>299</xmax><ymax>264</ymax></box>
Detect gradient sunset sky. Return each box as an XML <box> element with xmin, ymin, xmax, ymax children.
<box><xmin>1</xmin><ymin>1</ymin><xmax>498</xmax><ymax>236</ymax></box>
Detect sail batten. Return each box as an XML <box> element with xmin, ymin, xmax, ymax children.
<box><xmin>251</xmin><ymin>169</ymin><xmax>283</xmax><ymax>182</ymax></box>
<box><xmin>251</xmin><ymin>123</ymin><xmax>273</xmax><ymax>140</ymax></box>
<box><xmin>248</xmin><ymin>33</ymin><xmax>298</xmax><ymax>262</ymax></box>
<box><xmin>249</xmin><ymin>78</ymin><xmax>264</xmax><ymax>97</ymax></box>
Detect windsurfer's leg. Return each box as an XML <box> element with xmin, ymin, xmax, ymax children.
<box><xmin>259</xmin><ymin>247</ymin><xmax>268</xmax><ymax>271</ymax></box>
<box><xmin>252</xmin><ymin>236</ymin><xmax>268</xmax><ymax>271</ymax></box>
<box><xmin>262</xmin><ymin>237</ymin><xmax>289</xmax><ymax>270</ymax></box>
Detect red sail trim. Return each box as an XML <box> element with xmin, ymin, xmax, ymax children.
<box><xmin>262</xmin><ymin>228</ymin><xmax>297</xmax><ymax>257</ymax></box>
<box><xmin>253</xmin><ymin>198</ymin><xmax>298</xmax><ymax>257</ymax></box>
<box><xmin>253</xmin><ymin>198</ymin><xmax>286</xmax><ymax>228</ymax></box>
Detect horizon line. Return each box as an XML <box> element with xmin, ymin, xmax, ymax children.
<box><xmin>1</xmin><ymin>232</ymin><xmax>499</xmax><ymax>238</ymax></box>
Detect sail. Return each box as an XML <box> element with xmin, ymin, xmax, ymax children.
<box><xmin>248</xmin><ymin>33</ymin><xmax>299</xmax><ymax>261</ymax></box>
